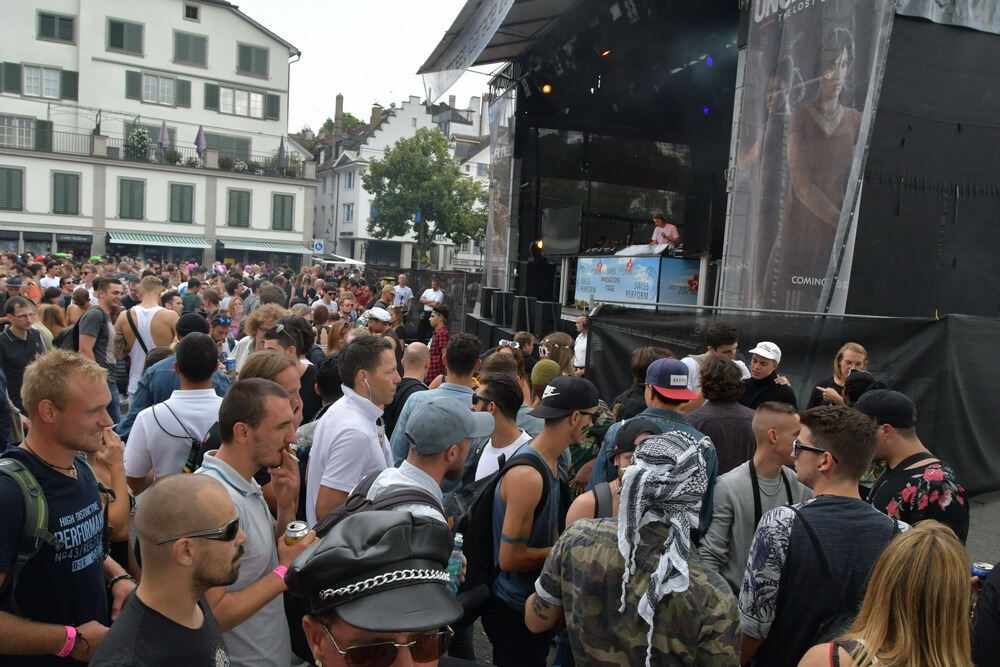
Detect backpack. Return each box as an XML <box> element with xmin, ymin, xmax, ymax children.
<box><xmin>285</xmin><ymin>471</ymin><xmax>443</xmax><ymax>662</ymax></box>
<box><xmin>0</xmin><ymin>450</ymin><xmax>113</xmax><ymax>615</ymax></box>
<box><xmin>444</xmin><ymin>452</ymin><xmax>569</xmax><ymax>613</ymax></box>
<box><xmin>53</xmin><ymin>322</ymin><xmax>79</xmax><ymax>351</ymax></box>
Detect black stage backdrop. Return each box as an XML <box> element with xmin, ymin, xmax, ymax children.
<box><xmin>586</xmin><ymin>306</ymin><xmax>998</xmax><ymax>494</ymax></box>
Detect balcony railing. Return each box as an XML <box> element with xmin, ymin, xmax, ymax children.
<box><xmin>1</xmin><ymin>129</ymin><xmax>312</xmax><ymax>180</ymax></box>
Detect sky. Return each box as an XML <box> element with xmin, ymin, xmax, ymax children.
<box><xmin>235</xmin><ymin>0</ymin><xmax>499</xmax><ymax>133</ymax></box>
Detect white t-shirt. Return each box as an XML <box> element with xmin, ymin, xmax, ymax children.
<box><xmin>124</xmin><ymin>389</ymin><xmax>224</xmax><ymax>480</ymax></box>
<box><xmin>312</xmin><ymin>298</ymin><xmax>338</xmax><ymax>313</ymax></box>
<box><xmin>652</xmin><ymin>223</ymin><xmax>679</xmax><ymax>248</ymax></box>
<box><xmin>574</xmin><ymin>333</ymin><xmax>587</xmax><ymax>368</ymax></box>
<box><xmin>394</xmin><ymin>285</ymin><xmax>413</xmax><ymax>307</ymax></box>
<box><xmin>421</xmin><ymin>288</ymin><xmax>444</xmax><ymax>312</ymax></box>
<box><xmin>39</xmin><ymin>276</ymin><xmax>61</xmax><ymax>290</ymax></box>
<box><xmin>475</xmin><ymin>430</ymin><xmax>533</xmax><ymax>481</ymax></box>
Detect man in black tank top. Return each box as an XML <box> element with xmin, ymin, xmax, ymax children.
<box><xmin>739</xmin><ymin>406</ymin><xmax>909</xmax><ymax>667</ymax></box>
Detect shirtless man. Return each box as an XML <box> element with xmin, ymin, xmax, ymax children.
<box><xmin>115</xmin><ymin>275</ymin><xmax>179</xmax><ymax>395</ymax></box>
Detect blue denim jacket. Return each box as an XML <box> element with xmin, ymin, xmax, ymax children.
<box><xmin>587</xmin><ymin>406</ymin><xmax>718</xmax><ymax>536</ymax></box>
<box><xmin>115</xmin><ymin>354</ymin><xmax>232</xmax><ymax>440</ymax></box>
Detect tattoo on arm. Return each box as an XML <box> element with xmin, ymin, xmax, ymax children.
<box><xmin>531</xmin><ymin>594</ymin><xmax>551</xmax><ymax>620</ymax></box>
<box><xmin>500</xmin><ymin>533</ymin><xmax>529</xmax><ymax>544</ymax></box>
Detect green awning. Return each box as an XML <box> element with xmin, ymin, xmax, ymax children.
<box><xmin>108</xmin><ymin>233</ymin><xmax>210</xmax><ymax>249</ymax></box>
<box><xmin>218</xmin><ymin>239</ymin><xmax>311</xmax><ymax>253</ymax></box>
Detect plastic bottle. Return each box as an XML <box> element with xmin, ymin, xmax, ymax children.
<box><xmin>446</xmin><ymin>533</ymin><xmax>464</xmax><ymax>595</ymax></box>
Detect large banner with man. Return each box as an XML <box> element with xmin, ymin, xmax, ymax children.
<box><xmin>720</xmin><ymin>0</ymin><xmax>895</xmax><ymax>313</ymax></box>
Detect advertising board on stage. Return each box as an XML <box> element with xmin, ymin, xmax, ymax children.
<box><xmin>575</xmin><ymin>256</ymin><xmax>700</xmax><ymax>307</ymax></box>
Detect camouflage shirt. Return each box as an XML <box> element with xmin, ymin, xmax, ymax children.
<box><xmin>535</xmin><ymin>518</ymin><xmax>740</xmax><ymax>666</ymax></box>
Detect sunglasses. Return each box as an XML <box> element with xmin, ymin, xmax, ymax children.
<box><xmin>213</xmin><ymin>316</ymin><xmax>233</xmax><ymax>326</ymax></box>
<box><xmin>498</xmin><ymin>339</ymin><xmax>520</xmax><ymax>349</ymax></box>
<box><xmin>471</xmin><ymin>394</ymin><xmax>494</xmax><ymax>406</ymax></box>
<box><xmin>268</xmin><ymin>322</ymin><xmax>298</xmax><ymax>348</ymax></box>
<box><xmin>792</xmin><ymin>440</ymin><xmax>839</xmax><ymax>463</ymax></box>
<box><xmin>156</xmin><ymin>517</ymin><xmax>240</xmax><ymax>545</ymax></box>
<box><xmin>322</xmin><ymin>626</ymin><xmax>452</xmax><ymax>667</ymax></box>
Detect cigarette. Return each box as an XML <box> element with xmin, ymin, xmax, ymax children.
<box><xmin>285</xmin><ymin>445</ymin><xmax>300</xmax><ymax>463</ymax></box>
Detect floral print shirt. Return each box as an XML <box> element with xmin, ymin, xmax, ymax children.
<box><xmin>868</xmin><ymin>459</ymin><xmax>969</xmax><ymax>542</ymax></box>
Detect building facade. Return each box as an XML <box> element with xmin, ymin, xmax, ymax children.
<box><xmin>313</xmin><ymin>94</ymin><xmax>489</xmax><ymax>270</ymax></box>
<box><xmin>0</xmin><ymin>0</ymin><xmax>316</xmax><ymax>267</ymax></box>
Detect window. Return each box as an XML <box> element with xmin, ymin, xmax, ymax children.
<box><xmin>249</xmin><ymin>92</ymin><xmax>264</xmax><ymax>118</ymax></box>
<box><xmin>234</xmin><ymin>89</ymin><xmax>248</xmax><ymax>116</ymax></box>
<box><xmin>0</xmin><ymin>117</ymin><xmax>34</xmax><ymax>149</ymax></box>
<box><xmin>38</xmin><ymin>12</ymin><xmax>75</xmax><ymax>43</ymax></box>
<box><xmin>119</xmin><ymin>178</ymin><xmax>145</xmax><ymax>220</ymax></box>
<box><xmin>204</xmin><ymin>133</ymin><xmax>250</xmax><ymax>161</ymax></box>
<box><xmin>477</xmin><ymin>163</ymin><xmax>488</xmax><ymax>178</ymax></box>
<box><xmin>345</xmin><ymin>171</ymin><xmax>354</xmax><ymax>189</ymax></box>
<box><xmin>174</xmin><ymin>32</ymin><xmax>207</xmax><ymax>66</ymax></box>
<box><xmin>138</xmin><ymin>74</ymin><xmax>174</xmax><ymax>105</ymax></box>
<box><xmin>237</xmin><ymin>44</ymin><xmax>268</xmax><ymax>77</ymax></box>
<box><xmin>184</xmin><ymin>4</ymin><xmax>199</xmax><ymax>20</ymax></box>
<box><xmin>272</xmin><ymin>194</ymin><xmax>293</xmax><ymax>230</ymax></box>
<box><xmin>219</xmin><ymin>86</ymin><xmax>234</xmax><ymax>113</ymax></box>
<box><xmin>169</xmin><ymin>184</ymin><xmax>194</xmax><ymax>223</ymax></box>
<box><xmin>411</xmin><ymin>117</ymin><xmax>417</xmax><ymax>128</ymax></box>
<box><xmin>465</xmin><ymin>164</ymin><xmax>470</xmax><ymax>173</ymax></box>
<box><xmin>108</xmin><ymin>19</ymin><xmax>143</xmax><ymax>55</ymax></box>
<box><xmin>344</xmin><ymin>203</ymin><xmax>353</xmax><ymax>222</ymax></box>
<box><xmin>204</xmin><ymin>84</ymin><xmax>277</xmax><ymax>119</ymax></box>
<box><xmin>23</xmin><ymin>66</ymin><xmax>60</xmax><ymax>99</ymax></box>
<box><xmin>52</xmin><ymin>172</ymin><xmax>80</xmax><ymax>215</ymax></box>
<box><xmin>227</xmin><ymin>190</ymin><xmax>251</xmax><ymax>227</ymax></box>
<box><xmin>0</xmin><ymin>168</ymin><xmax>24</xmax><ymax>211</ymax></box>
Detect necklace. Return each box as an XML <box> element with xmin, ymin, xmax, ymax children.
<box><xmin>24</xmin><ymin>441</ymin><xmax>78</xmax><ymax>477</ymax></box>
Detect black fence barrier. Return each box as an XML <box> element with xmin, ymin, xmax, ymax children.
<box><xmin>362</xmin><ymin>264</ymin><xmax>479</xmax><ymax>338</ymax></box>
<box><xmin>587</xmin><ymin>306</ymin><xmax>999</xmax><ymax>495</ymax></box>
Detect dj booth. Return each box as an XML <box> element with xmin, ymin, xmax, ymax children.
<box><xmin>572</xmin><ymin>244</ymin><xmax>708</xmax><ymax>309</ymax></box>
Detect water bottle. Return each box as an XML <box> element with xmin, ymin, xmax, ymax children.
<box><xmin>446</xmin><ymin>533</ymin><xmax>464</xmax><ymax>595</ymax></box>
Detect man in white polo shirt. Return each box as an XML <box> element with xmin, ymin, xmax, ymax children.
<box><xmin>307</xmin><ymin>334</ymin><xmax>400</xmax><ymax>526</ymax></box>
<box><xmin>417</xmin><ymin>277</ymin><xmax>445</xmax><ymax>342</ymax></box>
<box><xmin>124</xmin><ymin>333</ymin><xmax>223</xmax><ymax>494</ymax></box>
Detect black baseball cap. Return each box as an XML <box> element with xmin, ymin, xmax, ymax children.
<box><xmin>528</xmin><ymin>375</ymin><xmax>599</xmax><ymax>419</ymax></box>
<box><xmin>612</xmin><ymin>418</ymin><xmax>661</xmax><ymax>456</ymax></box>
<box><xmin>854</xmin><ymin>389</ymin><xmax>916</xmax><ymax>429</ymax></box>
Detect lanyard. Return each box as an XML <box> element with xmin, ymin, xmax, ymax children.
<box><xmin>749</xmin><ymin>458</ymin><xmax>794</xmax><ymax>528</ymax></box>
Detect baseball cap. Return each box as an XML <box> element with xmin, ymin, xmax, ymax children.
<box><xmin>177</xmin><ymin>312</ymin><xmax>210</xmax><ymax>337</ymax></box>
<box><xmin>286</xmin><ymin>511</ymin><xmax>463</xmax><ymax>631</ymax></box>
<box><xmin>405</xmin><ymin>397</ymin><xmax>494</xmax><ymax>454</ymax></box>
<box><xmin>645</xmin><ymin>358</ymin><xmax>697</xmax><ymax>401</ymax></box>
<box><xmin>528</xmin><ymin>375</ymin><xmax>599</xmax><ymax>419</ymax></box>
<box><xmin>749</xmin><ymin>341</ymin><xmax>781</xmax><ymax>364</ymax></box>
<box><xmin>369</xmin><ymin>307</ymin><xmax>392</xmax><ymax>323</ymax></box>
<box><xmin>612</xmin><ymin>418</ymin><xmax>661</xmax><ymax>456</ymax></box>
<box><xmin>854</xmin><ymin>389</ymin><xmax>916</xmax><ymax>429</ymax></box>
<box><xmin>6</xmin><ymin>275</ymin><xmax>22</xmax><ymax>287</ymax></box>
<box><xmin>381</xmin><ymin>285</ymin><xmax>395</xmax><ymax>294</ymax></box>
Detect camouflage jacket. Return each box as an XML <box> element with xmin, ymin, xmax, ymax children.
<box><xmin>535</xmin><ymin>518</ymin><xmax>740</xmax><ymax>666</ymax></box>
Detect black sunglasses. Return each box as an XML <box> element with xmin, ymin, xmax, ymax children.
<box><xmin>792</xmin><ymin>440</ymin><xmax>839</xmax><ymax>463</ymax></box>
<box><xmin>471</xmin><ymin>394</ymin><xmax>493</xmax><ymax>406</ymax></box>
<box><xmin>156</xmin><ymin>517</ymin><xmax>240</xmax><ymax>545</ymax></box>
<box><xmin>322</xmin><ymin>626</ymin><xmax>452</xmax><ymax>667</ymax></box>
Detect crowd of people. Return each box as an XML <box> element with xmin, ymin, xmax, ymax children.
<box><xmin>0</xmin><ymin>252</ymin><xmax>993</xmax><ymax>667</ymax></box>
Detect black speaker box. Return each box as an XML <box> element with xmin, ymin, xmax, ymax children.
<box><xmin>480</xmin><ymin>287</ymin><xmax>497</xmax><ymax>319</ymax></box>
<box><xmin>512</xmin><ymin>295</ymin><xmax>537</xmax><ymax>332</ymax></box>
<box><xmin>532</xmin><ymin>301</ymin><xmax>562</xmax><ymax>339</ymax></box>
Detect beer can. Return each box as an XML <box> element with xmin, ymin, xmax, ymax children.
<box><xmin>224</xmin><ymin>358</ymin><xmax>236</xmax><ymax>378</ymax></box>
<box><xmin>284</xmin><ymin>521</ymin><xmax>309</xmax><ymax>546</ymax></box>
<box><xmin>973</xmin><ymin>562</ymin><xmax>994</xmax><ymax>580</ymax></box>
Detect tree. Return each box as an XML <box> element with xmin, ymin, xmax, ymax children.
<box><xmin>363</xmin><ymin>128</ymin><xmax>487</xmax><ymax>267</ymax></box>
<box><xmin>342</xmin><ymin>112</ymin><xmax>363</xmax><ymax>131</ymax></box>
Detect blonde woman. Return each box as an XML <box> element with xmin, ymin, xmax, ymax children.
<box><xmin>231</xmin><ymin>303</ymin><xmax>286</xmax><ymax>372</ymax></box>
<box><xmin>808</xmin><ymin>342</ymin><xmax>868</xmax><ymax>408</ymax></box>
<box><xmin>799</xmin><ymin>521</ymin><xmax>972</xmax><ymax>667</ymax></box>
<box><xmin>35</xmin><ymin>304</ymin><xmax>66</xmax><ymax>350</ymax></box>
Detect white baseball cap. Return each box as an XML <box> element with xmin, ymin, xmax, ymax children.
<box><xmin>749</xmin><ymin>341</ymin><xmax>781</xmax><ymax>364</ymax></box>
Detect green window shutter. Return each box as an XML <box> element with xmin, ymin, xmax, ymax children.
<box><xmin>273</xmin><ymin>195</ymin><xmax>293</xmax><ymax>230</ymax></box>
<box><xmin>265</xmin><ymin>94</ymin><xmax>280</xmax><ymax>120</ymax></box>
<box><xmin>0</xmin><ymin>169</ymin><xmax>24</xmax><ymax>211</ymax></box>
<box><xmin>182</xmin><ymin>185</ymin><xmax>193</xmax><ymax>222</ymax></box>
<box><xmin>192</xmin><ymin>36</ymin><xmax>207</xmax><ymax>66</ymax></box>
<box><xmin>174</xmin><ymin>32</ymin><xmax>188</xmax><ymax>62</ymax></box>
<box><xmin>119</xmin><ymin>180</ymin><xmax>129</xmax><ymax>218</ymax></box>
<box><xmin>204</xmin><ymin>83</ymin><xmax>219</xmax><ymax>110</ymax></box>
<box><xmin>125</xmin><ymin>23</ymin><xmax>142</xmax><ymax>54</ymax></box>
<box><xmin>39</xmin><ymin>13</ymin><xmax>56</xmax><ymax>39</ymax></box>
<box><xmin>3</xmin><ymin>63</ymin><xmax>21</xmax><ymax>94</ymax></box>
<box><xmin>53</xmin><ymin>173</ymin><xmax>66</xmax><ymax>213</ymax></box>
<box><xmin>229</xmin><ymin>191</ymin><xmax>249</xmax><ymax>227</ymax></box>
<box><xmin>176</xmin><ymin>79</ymin><xmax>191</xmax><ymax>108</ymax></box>
<box><xmin>58</xmin><ymin>17</ymin><xmax>74</xmax><ymax>42</ymax></box>
<box><xmin>120</xmin><ymin>180</ymin><xmax>144</xmax><ymax>219</ymax></box>
<box><xmin>125</xmin><ymin>70</ymin><xmax>141</xmax><ymax>100</ymax></box>
<box><xmin>170</xmin><ymin>184</ymin><xmax>193</xmax><ymax>223</ymax></box>
<box><xmin>134</xmin><ymin>181</ymin><xmax>144</xmax><ymax>219</ymax></box>
<box><xmin>237</xmin><ymin>45</ymin><xmax>252</xmax><ymax>74</ymax></box>
<box><xmin>253</xmin><ymin>47</ymin><xmax>268</xmax><ymax>76</ymax></box>
<box><xmin>66</xmin><ymin>174</ymin><xmax>79</xmax><ymax>215</ymax></box>
<box><xmin>108</xmin><ymin>20</ymin><xmax>124</xmax><ymax>49</ymax></box>
<box><xmin>60</xmin><ymin>70</ymin><xmax>78</xmax><ymax>101</ymax></box>
<box><xmin>235</xmin><ymin>138</ymin><xmax>250</xmax><ymax>162</ymax></box>
<box><xmin>271</xmin><ymin>195</ymin><xmax>280</xmax><ymax>229</ymax></box>
<box><xmin>34</xmin><ymin>120</ymin><xmax>53</xmax><ymax>152</ymax></box>
<box><xmin>169</xmin><ymin>184</ymin><xmax>179</xmax><ymax>221</ymax></box>
<box><xmin>227</xmin><ymin>190</ymin><xmax>237</xmax><ymax>226</ymax></box>
<box><xmin>53</xmin><ymin>173</ymin><xmax>79</xmax><ymax>215</ymax></box>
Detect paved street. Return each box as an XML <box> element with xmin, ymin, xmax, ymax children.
<box><xmin>968</xmin><ymin>489</ymin><xmax>1000</xmax><ymax>566</ymax></box>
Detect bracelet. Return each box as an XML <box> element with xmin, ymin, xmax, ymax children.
<box><xmin>107</xmin><ymin>573</ymin><xmax>136</xmax><ymax>591</ymax></box>
<box><xmin>273</xmin><ymin>565</ymin><xmax>288</xmax><ymax>581</ymax></box>
<box><xmin>56</xmin><ymin>625</ymin><xmax>76</xmax><ymax>658</ymax></box>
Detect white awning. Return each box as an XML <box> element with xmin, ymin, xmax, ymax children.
<box><xmin>219</xmin><ymin>239</ymin><xmax>312</xmax><ymax>254</ymax></box>
<box><xmin>108</xmin><ymin>232</ymin><xmax>210</xmax><ymax>248</ymax></box>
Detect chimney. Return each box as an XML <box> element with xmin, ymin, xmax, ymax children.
<box><xmin>448</xmin><ymin>94</ymin><xmax>456</xmax><ymax>109</ymax></box>
<box><xmin>334</xmin><ymin>93</ymin><xmax>344</xmax><ymax>136</ymax></box>
<box><xmin>370</xmin><ymin>104</ymin><xmax>382</xmax><ymax>129</ymax></box>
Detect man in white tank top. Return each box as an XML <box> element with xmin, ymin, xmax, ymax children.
<box><xmin>115</xmin><ymin>275</ymin><xmax>179</xmax><ymax>395</ymax></box>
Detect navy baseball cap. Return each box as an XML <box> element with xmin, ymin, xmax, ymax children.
<box><xmin>645</xmin><ymin>358</ymin><xmax>697</xmax><ymax>401</ymax></box>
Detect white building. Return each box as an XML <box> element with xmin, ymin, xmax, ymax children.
<box><xmin>313</xmin><ymin>94</ymin><xmax>489</xmax><ymax>270</ymax></box>
<box><xmin>0</xmin><ymin>0</ymin><xmax>317</xmax><ymax>267</ymax></box>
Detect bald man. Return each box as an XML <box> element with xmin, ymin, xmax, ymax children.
<box><xmin>383</xmin><ymin>342</ymin><xmax>430</xmax><ymax>437</ymax></box>
<box><xmin>91</xmin><ymin>475</ymin><xmax>242</xmax><ymax>665</ymax></box>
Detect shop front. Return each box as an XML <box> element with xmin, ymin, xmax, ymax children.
<box><xmin>107</xmin><ymin>232</ymin><xmax>210</xmax><ymax>264</ymax></box>
<box><xmin>216</xmin><ymin>239</ymin><xmax>311</xmax><ymax>270</ymax></box>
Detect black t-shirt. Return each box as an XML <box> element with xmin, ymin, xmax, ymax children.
<box><xmin>868</xmin><ymin>456</ymin><xmax>969</xmax><ymax>542</ymax></box>
<box><xmin>299</xmin><ymin>363</ymin><xmax>322</xmax><ymax>424</ymax></box>
<box><xmin>90</xmin><ymin>594</ymin><xmax>229</xmax><ymax>667</ymax></box>
<box><xmin>0</xmin><ymin>327</ymin><xmax>45</xmax><ymax>412</ymax></box>
<box><xmin>740</xmin><ymin>373</ymin><xmax>798</xmax><ymax>410</ymax></box>
<box><xmin>0</xmin><ymin>448</ymin><xmax>109</xmax><ymax>667</ymax></box>
<box><xmin>807</xmin><ymin>375</ymin><xmax>841</xmax><ymax>409</ymax></box>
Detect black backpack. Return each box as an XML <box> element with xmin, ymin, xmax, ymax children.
<box><xmin>444</xmin><ymin>452</ymin><xmax>569</xmax><ymax>613</ymax></box>
<box><xmin>286</xmin><ymin>471</ymin><xmax>443</xmax><ymax>662</ymax></box>
<box><xmin>52</xmin><ymin>322</ymin><xmax>79</xmax><ymax>351</ymax></box>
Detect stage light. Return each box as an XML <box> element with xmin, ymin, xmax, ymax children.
<box><xmin>601</xmin><ymin>49</ymin><xmax>612</xmax><ymax>57</ymax></box>
<box><xmin>541</xmin><ymin>83</ymin><xmax>553</xmax><ymax>94</ymax></box>
<box><xmin>706</xmin><ymin>56</ymin><xmax>714</xmax><ymax>66</ymax></box>
<box><xmin>702</xmin><ymin>106</ymin><xmax>711</xmax><ymax>115</ymax></box>
<box><xmin>535</xmin><ymin>239</ymin><xmax>544</xmax><ymax>250</ymax></box>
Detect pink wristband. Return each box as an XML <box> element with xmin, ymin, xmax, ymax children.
<box><xmin>57</xmin><ymin>625</ymin><xmax>76</xmax><ymax>658</ymax></box>
<box><xmin>273</xmin><ymin>565</ymin><xmax>288</xmax><ymax>581</ymax></box>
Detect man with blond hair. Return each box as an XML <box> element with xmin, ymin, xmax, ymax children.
<box><xmin>0</xmin><ymin>350</ymin><xmax>136</xmax><ymax>663</ymax></box>
<box><xmin>115</xmin><ymin>275</ymin><xmax>179</xmax><ymax>396</ymax></box>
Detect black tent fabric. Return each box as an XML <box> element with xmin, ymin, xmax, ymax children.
<box><xmin>586</xmin><ymin>306</ymin><xmax>997</xmax><ymax>494</ymax></box>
